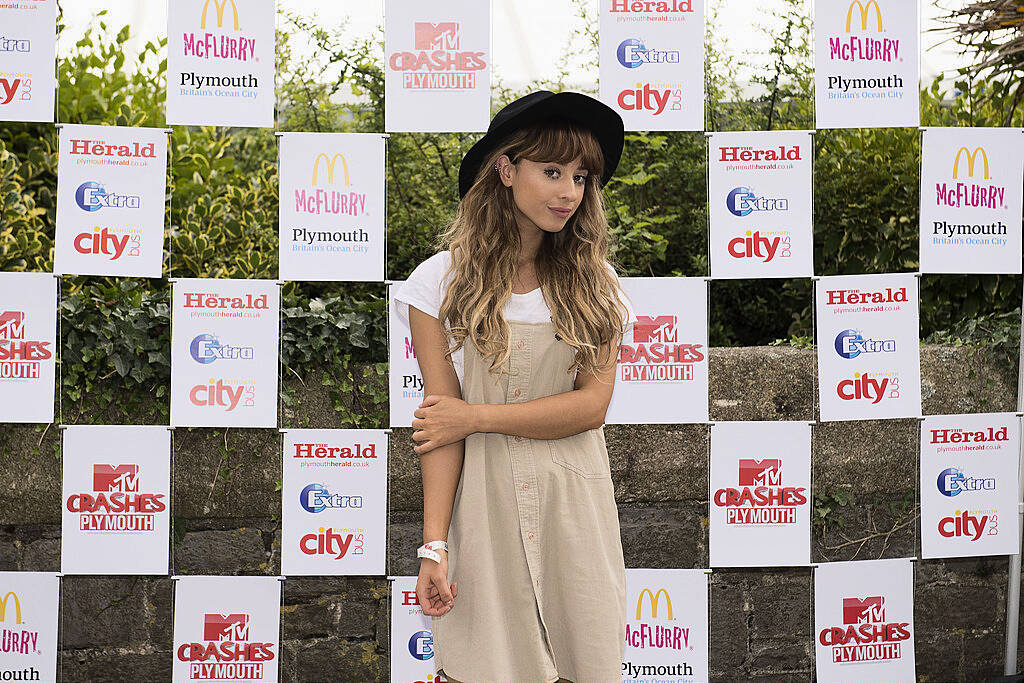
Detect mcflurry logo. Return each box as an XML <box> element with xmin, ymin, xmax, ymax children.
<box><xmin>713</xmin><ymin>458</ymin><xmax>807</xmax><ymax>525</ymax></box>
<box><xmin>625</xmin><ymin>587</ymin><xmax>691</xmax><ymax>652</ymax></box>
<box><xmin>936</xmin><ymin>467</ymin><xmax>995</xmax><ymax>497</ymax></box>
<box><xmin>618</xmin><ymin>315</ymin><xmax>703</xmax><ymax>382</ymax></box>
<box><xmin>0</xmin><ymin>590</ymin><xmax>42</xmax><ymax>658</ymax></box>
<box><xmin>183</xmin><ymin>0</ymin><xmax>258</xmax><ymax>62</ymax></box>
<box><xmin>65</xmin><ymin>464</ymin><xmax>166</xmax><ymax>532</ymax></box>
<box><xmin>0</xmin><ymin>311</ymin><xmax>51</xmax><ymax>380</ymax></box>
<box><xmin>616</xmin><ymin>38</ymin><xmax>679</xmax><ymax>68</ymax></box>
<box><xmin>74</xmin><ymin>181</ymin><xmax>141</xmax><ymax>211</ymax></box>
<box><xmin>827</xmin><ymin>0</ymin><xmax>900</xmax><ymax>63</ymax></box>
<box><xmin>176</xmin><ymin>611</ymin><xmax>275</xmax><ymax>680</ymax></box>
<box><xmin>189</xmin><ymin>334</ymin><xmax>254</xmax><ymax>364</ymax></box>
<box><xmin>819</xmin><ymin>595</ymin><xmax>910</xmax><ymax>663</ymax></box>
<box><xmin>934</xmin><ymin>147</ymin><xmax>1006</xmax><ymax>212</ymax></box>
<box><xmin>389</xmin><ymin>22</ymin><xmax>487</xmax><ymax>91</ymax></box>
<box><xmin>299</xmin><ymin>483</ymin><xmax>363</xmax><ymax>513</ymax></box>
<box><xmin>834</xmin><ymin>329</ymin><xmax>896</xmax><ymax>359</ymax></box>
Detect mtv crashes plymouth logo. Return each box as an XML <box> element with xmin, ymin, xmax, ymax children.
<box><xmin>713</xmin><ymin>458</ymin><xmax>806</xmax><ymax>525</ymax></box>
<box><xmin>0</xmin><ymin>310</ymin><xmax>52</xmax><ymax>380</ymax></box>
<box><xmin>176</xmin><ymin>612</ymin><xmax>276</xmax><ymax>680</ymax></box>
<box><xmin>818</xmin><ymin>595</ymin><xmax>911</xmax><ymax>663</ymax></box>
<box><xmin>618</xmin><ymin>315</ymin><xmax>703</xmax><ymax>382</ymax></box>
<box><xmin>65</xmin><ymin>464</ymin><xmax>166</xmax><ymax>532</ymax></box>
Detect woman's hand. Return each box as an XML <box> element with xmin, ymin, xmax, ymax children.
<box><xmin>416</xmin><ymin>553</ymin><xmax>458</xmax><ymax>617</ymax></box>
<box><xmin>411</xmin><ymin>395</ymin><xmax>478</xmax><ymax>455</ymax></box>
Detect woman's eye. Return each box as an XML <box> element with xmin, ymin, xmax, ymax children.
<box><xmin>574</xmin><ymin>175</ymin><xmax>587</xmax><ymax>184</ymax></box>
<box><xmin>545</xmin><ymin>168</ymin><xmax>559</xmax><ymax>178</ymax></box>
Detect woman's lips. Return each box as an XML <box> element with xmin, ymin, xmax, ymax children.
<box><xmin>549</xmin><ymin>207</ymin><xmax>571</xmax><ymax>218</ymax></box>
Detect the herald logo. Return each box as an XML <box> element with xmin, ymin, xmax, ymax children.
<box><xmin>401</xmin><ymin>590</ymin><xmax>420</xmax><ymax>606</ymax></box>
<box><xmin>74</xmin><ymin>227</ymin><xmax>132</xmax><ymax>260</ymax></box>
<box><xmin>842</xmin><ymin>596</ymin><xmax>884</xmax><ymax>624</ymax></box>
<box><xmin>93</xmin><ymin>464</ymin><xmax>139</xmax><ymax>492</ymax></box>
<box><xmin>633</xmin><ymin>316</ymin><xmax>677</xmax><ymax>343</ymax></box>
<box><xmin>203</xmin><ymin>613</ymin><xmax>249</xmax><ymax>641</ymax></box>
<box><xmin>414</xmin><ymin>22</ymin><xmax>459</xmax><ymax>50</ymax></box>
<box><xmin>617</xmin><ymin>84</ymin><xmax>671</xmax><ymax>115</ymax></box>
<box><xmin>727</xmin><ymin>231</ymin><xmax>787</xmax><ymax>262</ymax></box>
<box><xmin>0</xmin><ymin>312</ymin><xmax>25</xmax><ymax>340</ymax></box>
<box><xmin>938</xmin><ymin>510</ymin><xmax>990</xmax><ymax>541</ymax></box>
<box><xmin>738</xmin><ymin>459</ymin><xmax>782</xmax><ymax>486</ymax></box>
<box><xmin>189</xmin><ymin>379</ymin><xmax>245</xmax><ymax>411</ymax></box>
<box><xmin>836</xmin><ymin>372</ymin><xmax>892</xmax><ymax>404</ymax></box>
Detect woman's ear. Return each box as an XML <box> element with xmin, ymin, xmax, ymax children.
<box><xmin>495</xmin><ymin>154</ymin><xmax>514</xmax><ymax>188</ymax></box>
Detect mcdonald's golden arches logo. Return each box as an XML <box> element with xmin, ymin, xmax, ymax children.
<box><xmin>0</xmin><ymin>591</ymin><xmax>23</xmax><ymax>624</ymax></box>
<box><xmin>953</xmin><ymin>146</ymin><xmax>990</xmax><ymax>180</ymax></box>
<box><xmin>312</xmin><ymin>153</ymin><xmax>351</xmax><ymax>186</ymax></box>
<box><xmin>200</xmin><ymin>0</ymin><xmax>240</xmax><ymax>30</ymax></box>
<box><xmin>636</xmin><ymin>587</ymin><xmax>673</xmax><ymax>620</ymax></box>
<box><xmin>845</xmin><ymin>0</ymin><xmax>883</xmax><ymax>32</ymax></box>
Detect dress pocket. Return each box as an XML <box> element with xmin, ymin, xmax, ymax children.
<box><xmin>546</xmin><ymin>428</ymin><xmax>611</xmax><ymax>479</ymax></box>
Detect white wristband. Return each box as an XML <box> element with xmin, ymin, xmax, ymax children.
<box><xmin>417</xmin><ymin>540</ymin><xmax>449</xmax><ymax>563</ymax></box>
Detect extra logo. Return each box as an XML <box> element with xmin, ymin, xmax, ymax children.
<box><xmin>389</xmin><ymin>22</ymin><xmax>487</xmax><ymax>91</ymax></box>
<box><xmin>65</xmin><ymin>464</ymin><xmax>166</xmax><ymax>531</ymax></box>
<box><xmin>0</xmin><ymin>77</ymin><xmax>30</xmax><ymax>105</ymax></box>
<box><xmin>73</xmin><ymin>226</ymin><xmax>141</xmax><ymax>260</ymax></box>
<box><xmin>0</xmin><ymin>310</ymin><xmax>52</xmax><ymax>380</ymax></box>
<box><xmin>616</xmin><ymin>83</ymin><xmax>680</xmax><ymax>115</ymax></box>
<box><xmin>833</xmin><ymin>329</ymin><xmax>896</xmax><ymax>359</ymax></box>
<box><xmin>0</xmin><ymin>590</ymin><xmax>41</xmax><ymax>657</ymax></box>
<box><xmin>176</xmin><ymin>612</ymin><xmax>276</xmax><ymax>680</ymax></box>
<box><xmin>0</xmin><ymin>38</ymin><xmax>31</xmax><ymax>52</ymax></box>
<box><xmin>183</xmin><ymin>0</ymin><xmax>258</xmax><ymax>63</ymax></box>
<box><xmin>299</xmin><ymin>527</ymin><xmax>364</xmax><ymax>559</ymax></box>
<box><xmin>726</xmin><ymin>187</ymin><xmax>789</xmax><ymax>216</ymax></box>
<box><xmin>936</xmin><ymin>467</ymin><xmax>995</xmax><ymax>497</ymax></box>
<box><xmin>818</xmin><ymin>595</ymin><xmax>911</xmax><ymax>663</ymax></box>
<box><xmin>625</xmin><ymin>587</ymin><xmax>691</xmax><ymax>651</ymax></box>
<box><xmin>616</xmin><ymin>39</ymin><xmax>680</xmax><ymax>68</ymax></box>
<box><xmin>188</xmin><ymin>378</ymin><xmax>255</xmax><ymax>412</ymax></box>
<box><xmin>299</xmin><ymin>483</ymin><xmax>363</xmax><ymax>513</ymax></box>
<box><xmin>408</xmin><ymin>629</ymin><xmax>435</xmax><ymax>660</ymax></box>
<box><xmin>74</xmin><ymin>181</ymin><xmax>141</xmax><ymax>211</ymax></box>
<box><xmin>713</xmin><ymin>458</ymin><xmax>807</xmax><ymax>525</ymax></box>
<box><xmin>189</xmin><ymin>334</ymin><xmax>254</xmax><ymax>364</ymax></box>
<box><xmin>935</xmin><ymin>147</ymin><xmax>1006</xmax><ymax>210</ymax></box>
<box><xmin>618</xmin><ymin>315</ymin><xmax>704</xmax><ymax>382</ymax></box>
<box><xmin>836</xmin><ymin>371</ymin><xmax>899</xmax><ymax>404</ymax></box>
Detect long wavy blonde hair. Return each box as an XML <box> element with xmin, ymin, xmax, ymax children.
<box><xmin>436</xmin><ymin>119</ymin><xmax>630</xmax><ymax>379</ymax></box>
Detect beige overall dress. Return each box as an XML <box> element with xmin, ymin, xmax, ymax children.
<box><xmin>432</xmin><ymin>320</ymin><xmax>627</xmax><ymax>683</ymax></box>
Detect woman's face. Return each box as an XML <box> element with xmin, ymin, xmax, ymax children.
<box><xmin>498</xmin><ymin>155</ymin><xmax>589</xmax><ymax>235</ymax></box>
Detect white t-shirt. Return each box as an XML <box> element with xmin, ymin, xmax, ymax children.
<box><xmin>393</xmin><ymin>250</ymin><xmax>635</xmax><ymax>384</ymax></box>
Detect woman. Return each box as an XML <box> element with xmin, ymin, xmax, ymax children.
<box><xmin>393</xmin><ymin>90</ymin><xmax>635</xmax><ymax>683</ymax></box>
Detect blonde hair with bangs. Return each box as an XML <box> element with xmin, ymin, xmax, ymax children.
<box><xmin>436</xmin><ymin>119</ymin><xmax>630</xmax><ymax>379</ymax></box>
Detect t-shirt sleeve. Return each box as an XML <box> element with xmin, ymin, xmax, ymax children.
<box><xmin>392</xmin><ymin>251</ymin><xmax>452</xmax><ymax>326</ymax></box>
<box><xmin>606</xmin><ymin>262</ymin><xmax>636</xmax><ymax>335</ymax></box>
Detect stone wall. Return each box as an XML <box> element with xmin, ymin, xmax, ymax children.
<box><xmin>0</xmin><ymin>344</ymin><xmax>1020</xmax><ymax>682</ymax></box>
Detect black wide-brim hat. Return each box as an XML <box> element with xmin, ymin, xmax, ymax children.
<box><xmin>458</xmin><ymin>90</ymin><xmax>625</xmax><ymax>198</ymax></box>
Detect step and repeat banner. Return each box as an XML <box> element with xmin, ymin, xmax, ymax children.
<box><xmin>1</xmin><ymin>1</ymin><xmax>1023</xmax><ymax>681</ymax></box>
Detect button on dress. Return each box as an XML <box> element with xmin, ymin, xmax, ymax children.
<box><xmin>432</xmin><ymin>320</ymin><xmax>627</xmax><ymax>683</ymax></box>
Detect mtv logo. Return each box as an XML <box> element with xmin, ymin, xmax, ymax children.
<box><xmin>204</xmin><ymin>613</ymin><xmax>250</xmax><ymax>641</ymax></box>
<box><xmin>93</xmin><ymin>464</ymin><xmax>140</xmax><ymax>492</ymax></box>
<box><xmin>633</xmin><ymin>316</ymin><xmax>677</xmax><ymax>343</ymax></box>
<box><xmin>0</xmin><ymin>311</ymin><xmax>25</xmax><ymax>340</ymax></box>
<box><xmin>842</xmin><ymin>596</ymin><xmax>885</xmax><ymax>624</ymax></box>
<box><xmin>738</xmin><ymin>459</ymin><xmax>782</xmax><ymax>486</ymax></box>
<box><xmin>414</xmin><ymin>22</ymin><xmax>459</xmax><ymax>50</ymax></box>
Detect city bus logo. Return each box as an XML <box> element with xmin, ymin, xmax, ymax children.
<box><xmin>200</xmin><ymin>0</ymin><xmax>240</xmax><ymax>30</ymax></box>
<box><xmin>953</xmin><ymin>146</ymin><xmax>990</xmax><ymax>180</ymax></box>
<box><xmin>845</xmin><ymin>0</ymin><xmax>883</xmax><ymax>31</ymax></box>
<box><xmin>311</xmin><ymin>153</ymin><xmax>350</xmax><ymax>186</ymax></box>
<box><xmin>635</xmin><ymin>587</ymin><xmax>673</xmax><ymax>620</ymax></box>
